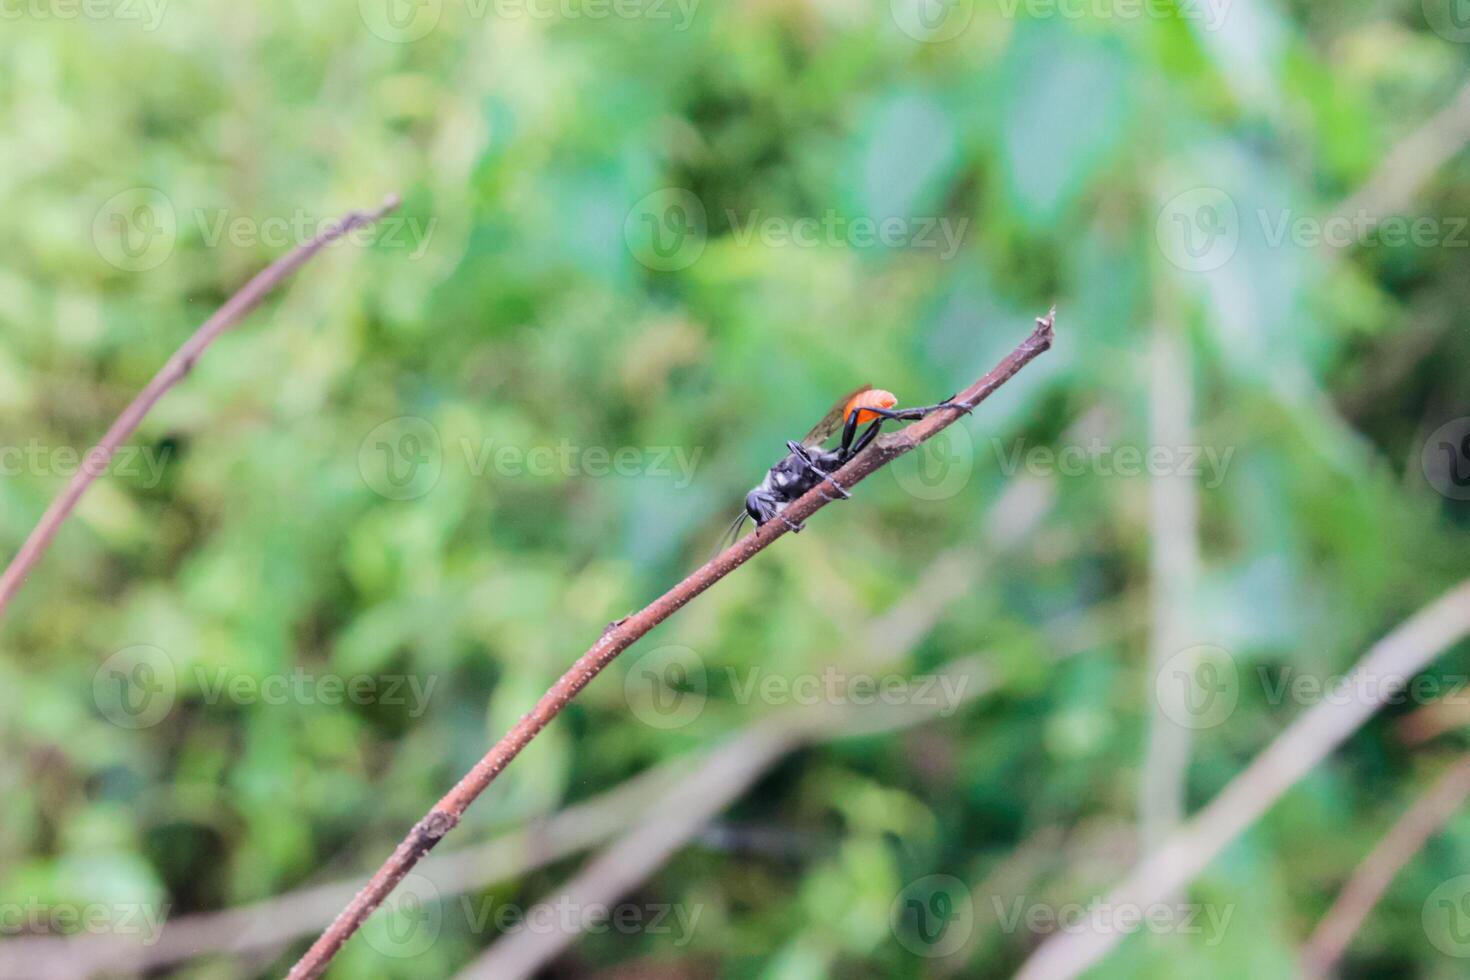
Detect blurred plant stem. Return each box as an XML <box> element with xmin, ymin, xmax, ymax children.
<box><xmin>1139</xmin><ymin>291</ymin><xmax>1200</xmax><ymax>881</ymax></box>
<box><xmin>1014</xmin><ymin>579</ymin><xmax>1470</xmax><ymax>980</ymax></box>
<box><xmin>1302</xmin><ymin>753</ymin><xmax>1470</xmax><ymax>977</ymax></box>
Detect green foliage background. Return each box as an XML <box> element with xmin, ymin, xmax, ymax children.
<box><xmin>3</xmin><ymin>0</ymin><xmax>1470</xmax><ymax>976</ymax></box>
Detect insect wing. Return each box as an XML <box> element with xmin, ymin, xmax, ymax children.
<box><xmin>801</xmin><ymin>384</ymin><xmax>870</xmax><ymax>448</ymax></box>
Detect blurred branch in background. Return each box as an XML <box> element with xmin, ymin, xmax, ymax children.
<box><xmin>284</xmin><ymin>310</ymin><xmax>1057</xmax><ymax>978</ymax></box>
<box><xmin>1302</xmin><ymin>754</ymin><xmax>1470</xmax><ymax>977</ymax></box>
<box><xmin>0</xmin><ymin>194</ymin><xmax>401</xmax><ymax>620</ymax></box>
<box><xmin>1332</xmin><ymin>76</ymin><xmax>1470</xmax><ymax>229</ymax></box>
<box><xmin>1139</xmin><ymin>310</ymin><xmax>1200</xmax><ymax>872</ymax></box>
<box><xmin>1013</xmin><ymin>580</ymin><xmax>1470</xmax><ymax>980</ymax></box>
<box><xmin>457</xmin><ymin>657</ymin><xmax>993</xmax><ymax>980</ymax></box>
<box><xmin>0</xmin><ymin>759</ymin><xmax>677</xmax><ymax>978</ymax></box>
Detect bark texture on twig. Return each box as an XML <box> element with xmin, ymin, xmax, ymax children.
<box><xmin>0</xmin><ymin>194</ymin><xmax>402</xmax><ymax>619</ymax></box>
<box><xmin>286</xmin><ymin>308</ymin><xmax>1056</xmax><ymax>979</ymax></box>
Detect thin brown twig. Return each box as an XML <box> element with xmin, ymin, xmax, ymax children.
<box><xmin>286</xmin><ymin>308</ymin><xmax>1057</xmax><ymax>979</ymax></box>
<box><xmin>0</xmin><ymin>193</ymin><xmax>403</xmax><ymax>620</ymax></box>
<box><xmin>1302</xmin><ymin>753</ymin><xmax>1470</xmax><ymax>977</ymax></box>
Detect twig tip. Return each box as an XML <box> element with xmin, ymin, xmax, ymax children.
<box><xmin>1034</xmin><ymin>305</ymin><xmax>1057</xmax><ymax>348</ymax></box>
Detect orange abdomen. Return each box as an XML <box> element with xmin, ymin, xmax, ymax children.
<box><xmin>845</xmin><ymin>388</ymin><xmax>898</xmax><ymax>426</ymax></box>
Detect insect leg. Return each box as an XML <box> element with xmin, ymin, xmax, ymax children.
<box><xmin>838</xmin><ymin>396</ymin><xmax>972</xmax><ymax>462</ymax></box>
<box><xmin>883</xmin><ymin>397</ymin><xmax>972</xmax><ymax>421</ymax></box>
<box><xmin>843</xmin><ymin>417</ymin><xmax>885</xmax><ymax>459</ymax></box>
<box><xmin>786</xmin><ymin>441</ymin><xmax>850</xmax><ymax>499</ymax></box>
